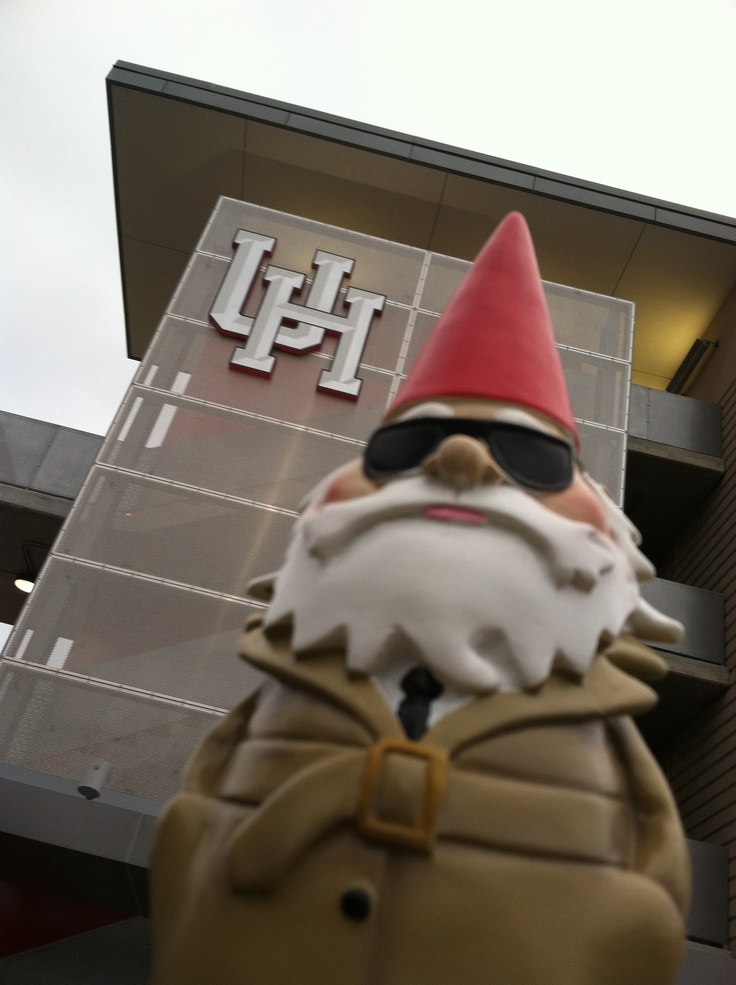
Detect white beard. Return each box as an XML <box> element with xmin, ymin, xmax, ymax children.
<box><xmin>264</xmin><ymin>471</ymin><xmax>681</xmax><ymax>696</ymax></box>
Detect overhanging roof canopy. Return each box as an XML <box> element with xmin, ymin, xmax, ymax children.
<box><xmin>107</xmin><ymin>61</ymin><xmax>736</xmax><ymax>392</ymax></box>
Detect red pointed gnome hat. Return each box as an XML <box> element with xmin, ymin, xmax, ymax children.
<box><xmin>387</xmin><ymin>212</ymin><xmax>578</xmax><ymax>447</ymax></box>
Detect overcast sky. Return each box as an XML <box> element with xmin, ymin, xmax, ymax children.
<box><xmin>2</xmin><ymin>0</ymin><xmax>736</xmax><ymax>437</ymax></box>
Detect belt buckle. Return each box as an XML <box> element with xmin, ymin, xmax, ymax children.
<box><xmin>357</xmin><ymin>738</ymin><xmax>448</xmax><ymax>852</ymax></box>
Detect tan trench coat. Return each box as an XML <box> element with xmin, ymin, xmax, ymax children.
<box><xmin>150</xmin><ymin>619</ymin><xmax>690</xmax><ymax>985</ymax></box>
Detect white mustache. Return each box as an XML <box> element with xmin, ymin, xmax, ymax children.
<box><xmin>300</xmin><ymin>476</ymin><xmax>620</xmax><ymax>592</ymax></box>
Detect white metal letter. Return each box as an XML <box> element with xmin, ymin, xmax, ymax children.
<box><xmin>209</xmin><ymin>230</ymin><xmax>275</xmax><ymax>338</ymax></box>
<box><xmin>211</xmin><ymin>233</ymin><xmax>385</xmax><ymax>399</ymax></box>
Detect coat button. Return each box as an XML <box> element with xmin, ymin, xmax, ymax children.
<box><xmin>340</xmin><ymin>888</ymin><xmax>372</xmax><ymax>921</ymax></box>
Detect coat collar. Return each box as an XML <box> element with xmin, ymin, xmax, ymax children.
<box><xmin>241</xmin><ymin>620</ymin><xmax>662</xmax><ymax>755</ymax></box>
<box><xmin>242</xmin><ymin>621</ymin><xmax>403</xmax><ymax>741</ymax></box>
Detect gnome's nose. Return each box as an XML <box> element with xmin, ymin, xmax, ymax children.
<box><xmin>422</xmin><ymin>434</ymin><xmax>504</xmax><ymax>489</ymax></box>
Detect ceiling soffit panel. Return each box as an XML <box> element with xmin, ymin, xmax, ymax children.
<box><xmin>429</xmin><ymin>178</ymin><xmax>534</xmax><ymax>261</ymax></box>
<box><xmin>511</xmin><ymin>200</ymin><xmax>643</xmax><ymax>298</ymax></box>
<box><xmin>112</xmin><ymin>86</ymin><xmax>245</xmax><ymax>254</ymax></box>
<box><xmin>107</xmin><ymin>66</ymin><xmax>736</xmax><ymax>388</ymax></box>
<box><xmin>432</xmin><ymin>175</ymin><xmax>645</xmax><ymax>297</ymax></box>
<box><xmin>122</xmin><ymin>238</ymin><xmax>190</xmax><ymax>360</ymax></box>
<box><xmin>245</xmin><ymin>122</ymin><xmax>446</xmax><ymax>201</ymax></box>
<box><xmin>617</xmin><ymin>225</ymin><xmax>736</xmax><ymax>386</ymax></box>
<box><xmin>239</xmin><ymin>121</ymin><xmax>448</xmax><ymax>250</ymax></box>
<box><xmin>240</xmin><ymin>153</ymin><xmax>444</xmax><ymax>249</ymax></box>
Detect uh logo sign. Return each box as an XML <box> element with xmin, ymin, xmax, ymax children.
<box><xmin>210</xmin><ymin>229</ymin><xmax>386</xmax><ymax>399</ymax></box>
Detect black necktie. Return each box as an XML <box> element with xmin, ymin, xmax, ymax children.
<box><xmin>398</xmin><ymin>667</ymin><xmax>444</xmax><ymax>740</ymax></box>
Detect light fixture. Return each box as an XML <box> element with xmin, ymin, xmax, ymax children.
<box><xmin>13</xmin><ymin>542</ymin><xmax>49</xmax><ymax>595</ymax></box>
<box><xmin>666</xmin><ymin>339</ymin><xmax>718</xmax><ymax>394</ymax></box>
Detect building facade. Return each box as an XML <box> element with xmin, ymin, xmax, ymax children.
<box><xmin>1</xmin><ymin>63</ymin><xmax>736</xmax><ymax>982</ymax></box>
<box><xmin>0</xmin><ymin>198</ymin><xmax>635</xmax><ymax>803</ymax></box>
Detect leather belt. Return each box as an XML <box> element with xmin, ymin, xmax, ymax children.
<box><xmin>224</xmin><ymin>739</ymin><xmax>629</xmax><ymax>892</ymax></box>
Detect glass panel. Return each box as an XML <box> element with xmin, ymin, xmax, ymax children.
<box><xmin>358</xmin><ymin>301</ymin><xmax>411</xmax><ymax>372</ymax></box>
<box><xmin>577</xmin><ymin>423</ymin><xmax>626</xmax><ymax>505</ymax></box>
<box><xmin>402</xmin><ymin>311</ymin><xmax>441</xmax><ymax>377</ymax></box>
<box><xmin>546</xmin><ymin>283</ymin><xmax>633</xmax><ymax>360</ymax></box>
<box><xmin>408</xmin><ymin>256</ymin><xmax>634</xmax><ymax>363</ymax></box>
<box><xmin>103</xmin><ymin>388</ymin><xmax>362</xmax><ymax>510</ymax></box>
<box><xmin>140</xmin><ymin>319</ymin><xmax>393</xmax><ymax>439</ymax></box>
<box><xmin>418</xmin><ymin>253</ymin><xmax>468</xmax><ymax>314</ymax></box>
<box><xmin>4</xmin><ymin>556</ymin><xmax>263</xmax><ymax>709</ymax></box>
<box><xmin>55</xmin><ymin>467</ymin><xmax>295</xmax><ymax>599</ymax></box>
<box><xmin>0</xmin><ymin>661</ymin><xmax>222</xmax><ymax>801</ymax></box>
<box><xmin>170</xmin><ymin>252</ymin><xmax>229</xmax><ymax>322</ymax></box>
<box><xmin>561</xmin><ymin>351</ymin><xmax>629</xmax><ymax>430</ymax></box>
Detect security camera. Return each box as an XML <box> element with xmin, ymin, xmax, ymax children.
<box><xmin>77</xmin><ymin>758</ymin><xmax>111</xmax><ymax>799</ymax></box>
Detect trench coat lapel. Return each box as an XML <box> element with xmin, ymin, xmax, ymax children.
<box><xmin>425</xmin><ymin>651</ymin><xmax>660</xmax><ymax>754</ymax></box>
<box><xmin>241</xmin><ymin>624</ymin><xmax>404</xmax><ymax>742</ymax></box>
<box><xmin>242</xmin><ymin>625</ymin><xmax>662</xmax><ymax>755</ymax></box>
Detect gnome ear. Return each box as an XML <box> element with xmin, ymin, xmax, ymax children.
<box><xmin>388</xmin><ymin>213</ymin><xmax>578</xmax><ymax>449</ymax></box>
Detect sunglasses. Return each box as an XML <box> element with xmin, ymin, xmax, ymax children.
<box><xmin>363</xmin><ymin>417</ymin><xmax>575</xmax><ymax>491</ymax></box>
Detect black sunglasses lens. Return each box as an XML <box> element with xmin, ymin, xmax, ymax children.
<box><xmin>365</xmin><ymin>418</ymin><xmax>573</xmax><ymax>490</ymax></box>
<box><xmin>489</xmin><ymin>427</ymin><xmax>573</xmax><ymax>490</ymax></box>
<box><xmin>365</xmin><ymin>421</ymin><xmax>443</xmax><ymax>477</ymax></box>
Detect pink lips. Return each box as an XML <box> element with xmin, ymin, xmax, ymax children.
<box><xmin>422</xmin><ymin>505</ymin><xmax>487</xmax><ymax>524</ymax></box>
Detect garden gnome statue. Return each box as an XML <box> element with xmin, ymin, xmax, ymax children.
<box><xmin>151</xmin><ymin>213</ymin><xmax>690</xmax><ymax>985</ymax></box>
